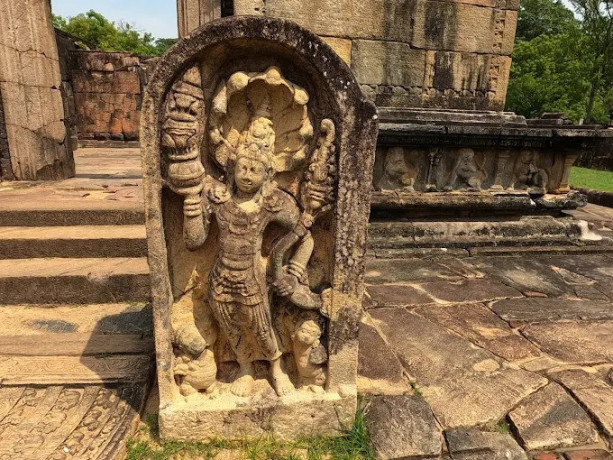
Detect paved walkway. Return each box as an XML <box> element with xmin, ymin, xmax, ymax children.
<box><xmin>362</xmin><ymin>252</ymin><xmax>613</xmax><ymax>459</ymax></box>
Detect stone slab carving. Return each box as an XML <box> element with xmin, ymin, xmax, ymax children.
<box><xmin>141</xmin><ymin>17</ymin><xmax>377</xmax><ymax>441</ymax></box>
<box><xmin>373</xmin><ymin>146</ymin><xmax>559</xmax><ymax>195</ymax></box>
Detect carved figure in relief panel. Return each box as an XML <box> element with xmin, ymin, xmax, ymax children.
<box><xmin>512</xmin><ymin>150</ymin><xmax>549</xmax><ymax>194</ymax></box>
<box><xmin>378</xmin><ymin>147</ymin><xmax>418</xmax><ymax>191</ymax></box>
<box><xmin>162</xmin><ymin>66</ymin><xmax>336</xmax><ymax>399</ymax></box>
<box><xmin>445</xmin><ymin>148</ymin><xmax>487</xmax><ymax>191</ymax></box>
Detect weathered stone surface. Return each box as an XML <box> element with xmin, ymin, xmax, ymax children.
<box><xmin>351</xmin><ymin>40</ymin><xmax>426</xmax><ymax>87</ymax></box>
<box><xmin>492</xmin><ymin>298</ymin><xmax>613</xmax><ymax>326</ymax></box>
<box><xmin>366</xmin><ymin>284</ymin><xmax>436</xmax><ymax>307</ymax></box>
<box><xmin>358</xmin><ymin>321</ymin><xmax>409</xmax><ymax>395</ymax></box>
<box><xmin>365</xmin><ymin>395</ymin><xmax>442</xmax><ymax>460</ymax></box>
<box><xmin>142</xmin><ymin>17</ymin><xmax>378</xmax><ymax>441</ymax></box>
<box><xmin>521</xmin><ymin>322</ymin><xmax>613</xmax><ymax>364</ymax></box>
<box><xmin>321</xmin><ymin>36</ymin><xmax>352</xmax><ymax>65</ymax></box>
<box><xmin>369</xmin><ymin>307</ymin><xmax>547</xmax><ymax>428</ymax></box>
<box><xmin>542</xmin><ymin>255</ymin><xmax>613</xmax><ymax>301</ymax></box>
<box><xmin>508</xmin><ymin>383</ymin><xmax>600</xmax><ymax>451</ymax></box>
<box><xmin>552</xmin><ymin>369</ymin><xmax>613</xmax><ymax>440</ymax></box>
<box><xmin>417</xmin><ymin>278</ymin><xmax>522</xmax><ymax>304</ymax></box>
<box><xmin>445</xmin><ymin>428</ymin><xmax>528</xmax><ymax>460</ymax></box>
<box><xmin>0</xmin><ymin>384</ymin><xmax>147</xmax><ymax>459</ymax></box>
<box><xmin>414</xmin><ymin>303</ymin><xmax>541</xmax><ymax>361</ymax></box>
<box><xmin>365</xmin><ymin>258</ymin><xmax>472</xmax><ymax>284</ymax></box>
<box><xmin>0</xmin><ymin>0</ymin><xmax>74</xmax><ymax>180</ymax></box>
<box><xmin>473</xmin><ymin>257</ymin><xmax>572</xmax><ymax>297</ymax></box>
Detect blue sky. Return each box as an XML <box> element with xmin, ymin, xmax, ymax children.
<box><xmin>51</xmin><ymin>0</ymin><xmax>179</xmax><ymax>39</ymax></box>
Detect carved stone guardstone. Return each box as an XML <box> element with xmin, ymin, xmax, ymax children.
<box><xmin>141</xmin><ymin>17</ymin><xmax>378</xmax><ymax>441</ymax></box>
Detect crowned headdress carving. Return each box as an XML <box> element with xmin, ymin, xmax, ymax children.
<box><xmin>208</xmin><ymin>67</ymin><xmax>314</xmax><ymax>173</ymax></box>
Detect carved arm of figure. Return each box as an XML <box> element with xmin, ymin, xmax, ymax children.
<box><xmin>164</xmin><ymin>145</ymin><xmax>212</xmax><ymax>251</ymax></box>
<box><xmin>270</xmin><ymin>218</ymin><xmax>322</xmax><ymax>311</ymax></box>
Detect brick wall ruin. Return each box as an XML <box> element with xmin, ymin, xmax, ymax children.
<box><xmin>180</xmin><ymin>0</ymin><xmax>518</xmax><ymax>111</ymax></box>
<box><xmin>70</xmin><ymin>52</ymin><xmax>147</xmax><ymax>142</ymax></box>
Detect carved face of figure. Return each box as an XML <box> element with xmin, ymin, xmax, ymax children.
<box><xmin>234</xmin><ymin>157</ymin><xmax>269</xmax><ymax>194</ymax></box>
<box><xmin>384</xmin><ymin>148</ymin><xmax>408</xmax><ymax>179</ymax></box>
<box><xmin>295</xmin><ymin>320</ymin><xmax>321</xmax><ymax>346</ymax></box>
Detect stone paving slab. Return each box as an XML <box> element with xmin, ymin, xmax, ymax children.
<box><xmin>492</xmin><ymin>298</ymin><xmax>613</xmax><ymax>326</ymax></box>
<box><xmin>369</xmin><ymin>306</ymin><xmax>547</xmax><ymax>428</ymax></box>
<box><xmin>416</xmin><ymin>278</ymin><xmax>523</xmax><ymax>304</ymax></box>
<box><xmin>469</xmin><ymin>257</ymin><xmax>574</xmax><ymax>297</ymax></box>
<box><xmin>365</xmin><ymin>395</ymin><xmax>442</xmax><ymax>459</ymax></box>
<box><xmin>414</xmin><ymin>302</ymin><xmax>541</xmax><ymax>361</ymax></box>
<box><xmin>445</xmin><ymin>428</ymin><xmax>528</xmax><ymax>460</ymax></box>
<box><xmin>508</xmin><ymin>383</ymin><xmax>600</xmax><ymax>451</ymax></box>
<box><xmin>366</xmin><ymin>284</ymin><xmax>436</xmax><ymax>307</ymax></box>
<box><xmin>552</xmin><ymin>369</ymin><xmax>613</xmax><ymax>441</ymax></box>
<box><xmin>521</xmin><ymin>322</ymin><xmax>613</xmax><ymax>364</ymax></box>
<box><xmin>365</xmin><ymin>257</ymin><xmax>484</xmax><ymax>284</ymax></box>
<box><xmin>358</xmin><ymin>321</ymin><xmax>409</xmax><ymax>395</ymax></box>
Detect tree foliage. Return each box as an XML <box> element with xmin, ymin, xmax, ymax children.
<box><xmin>52</xmin><ymin>10</ymin><xmax>177</xmax><ymax>57</ymax></box>
<box><xmin>507</xmin><ymin>0</ymin><xmax>613</xmax><ymax>123</ymax></box>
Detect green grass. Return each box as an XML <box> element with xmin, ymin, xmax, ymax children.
<box><xmin>126</xmin><ymin>404</ymin><xmax>373</xmax><ymax>460</ymax></box>
<box><xmin>569</xmin><ymin>167</ymin><xmax>613</xmax><ymax>192</ymax></box>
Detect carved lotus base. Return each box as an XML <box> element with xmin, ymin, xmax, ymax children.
<box><xmin>159</xmin><ymin>385</ymin><xmax>357</xmax><ymax>441</ymax></box>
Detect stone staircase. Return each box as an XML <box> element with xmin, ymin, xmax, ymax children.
<box><xmin>0</xmin><ymin>149</ymin><xmax>154</xmax><ymax>458</ymax></box>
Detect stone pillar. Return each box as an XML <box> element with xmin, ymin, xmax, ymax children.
<box><xmin>0</xmin><ymin>0</ymin><xmax>75</xmax><ymax>180</ymax></box>
<box><xmin>177</xmin><ymin>0</ymin><xmax>222</xmax><ymax>38</ymax></box>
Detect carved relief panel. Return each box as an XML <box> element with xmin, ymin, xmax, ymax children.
<box><xmin>141</xmin><ymin>17</ymin><xmax>377</xmax><ymax>441</ymax></box>
<box><xmin>373</xmin><ymin>146</ymin><xmax>555</xmax><ymax>194</ymax></box>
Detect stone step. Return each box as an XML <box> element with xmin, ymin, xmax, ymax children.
<box><xmin>0</xmin><ymin>208</ymin><xmax>145</xmax><ymax>226</ymax></box>
<box><xmin>0</xmin><ymin>303</ymin><xmax>154</xmax><ymax>384</ymax></box>
<box><xmin>0</xmin><ymin>225</ymin><xmax>147</xmax><ymax>259</ymax></box>
<box><xmin>0</xmin><ymin>258</ymin><xmax>150</xmax><ymax>304</ymax></box>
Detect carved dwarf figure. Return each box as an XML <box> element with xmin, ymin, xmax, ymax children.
<box><xmin>445</xmin><ymin>148</ymin><xmax>487</xmax><ymax>191</ymax></box>
<box><xmin>290</xmin><ymin>314</ymin><xmax>327</xmax><ymax>391</ymax></box>
<box><xmin>513</xmin><ymin>150</ymin><xmax>549</xmax><ymax>194</ymax></box>
<box><xmin>378</xmin><ymin>147</ymin><xmax>417</xmax><ymax>191</ymax></box>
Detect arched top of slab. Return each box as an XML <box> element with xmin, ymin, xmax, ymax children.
<box><xmin>144</xmin><ymin>16</ymin><xmax>374</xmax><ymax>122</ymax></box>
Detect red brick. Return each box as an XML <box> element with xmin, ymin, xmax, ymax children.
<box><xmin>532</xmin><ymin>453</ymin><xmax>563</xmax><ymax>460</ymax></box>
<box><xmin>564</xmin><ymin>450</ymin><xmax>613</xmax><ymax>460</ymax></box>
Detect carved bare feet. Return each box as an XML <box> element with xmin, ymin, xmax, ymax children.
<box><xmin>231</xmin><ymin>364</ymin><xmax>255</xmax><ymax>397</ymax></box>
<box><xmin>271</xmin><ymin>358</ymin><xmax>295</xmax><ymax>396</ymax></box>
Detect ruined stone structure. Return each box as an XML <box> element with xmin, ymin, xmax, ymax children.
<box><xmin>178</xmin><ymin>0</ymin><xmax>518</xmax><ymax>111</ymax></box>
<box><xmin>142</xmin><ymin>17</ymin><xmax>377</xmax><ymax>440</ymax></box>
<box><xmin>0</xmin><ymin>0</ymin><xmax>75</xmax><ymax>180</ymax></box>
<box><xmin>70</xmin><ymin>52</ymin><xmax>148</xmax><ymax>143</ymax></box>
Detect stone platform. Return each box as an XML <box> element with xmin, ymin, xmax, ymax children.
<box><xmin>1</xmin><ymin>148</ymin><xmax>613</xmax><ymax>459</ymax></box>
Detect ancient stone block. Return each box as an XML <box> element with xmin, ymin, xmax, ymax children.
<box><xmin>365</xmin><ymin>395</ymin><xmax>442</xmax><ymax>459</ymax></box>
<box><xmin>552</xmin><ymin>369</ymin><xmax>613</xmax><ymax>440</ymax></box>
<box><xmin>141</xmin><ymin>17</ymin><xmax>378</xmax><ymax>441</ymax></box>
<box><xmin>358</xmin><ymin>320</ymin><xmax>408</xmax><ymax>395</ymax></box>
<box><xmin>446</xmin><ymin>428</ymin><xmax>528</xmax><ymax>460</ymax></box>
<box><xmin>0</xmin><ymin>0</ymin><xmax>74</xmax><ymax>180</ymax></box>
<box><xmin>369</xmin><ymin>307</ymin><xmax>547</xmax><ymax>428</ymax></box>
<box><xmin>508</xmin><ymin>383</ymin><xmax>599</xmax><ymax>451</ymax></box>
<box><xmin>351</xmin><ymin>40</ymin><xmax>426</xmax><ymax>87</ymax></box>
<box><xmin>520</xmin><ymin>322</ymin><xmax>613</xmax><ymax>364</ymax></box>
<box><xmin>321</xmin><ymin>36</ymin><xmax>352</xmax><ymax>65</ymax></box>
